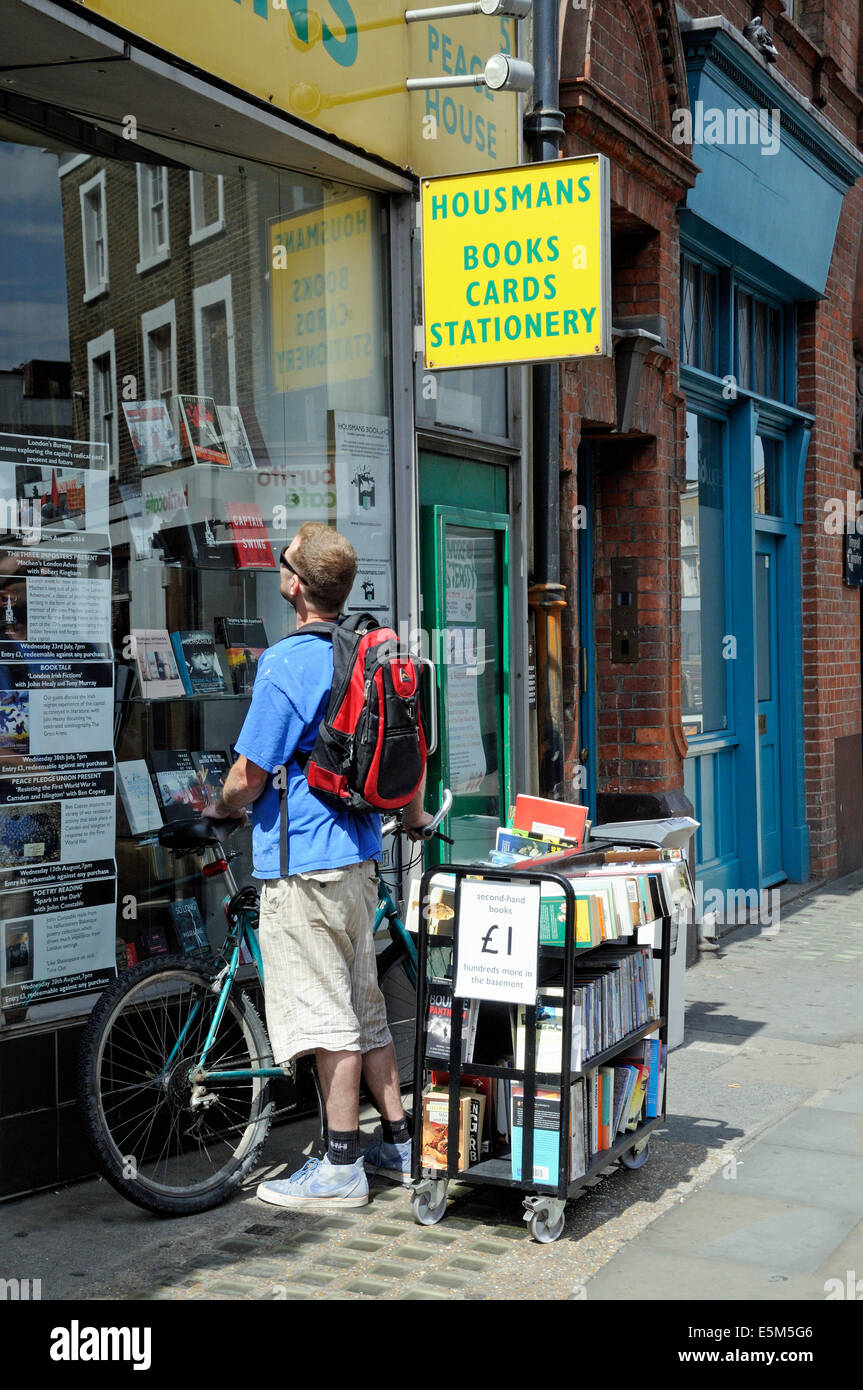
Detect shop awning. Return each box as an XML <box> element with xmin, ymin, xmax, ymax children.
<box><xmin>679</xmin><ymin>16</ymin><xmax>863</xmax><ymax>299</ymax></box>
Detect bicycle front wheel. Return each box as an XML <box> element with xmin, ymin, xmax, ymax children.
<box><xmin>77</xmin><ymin>955</ymin><xmax>273</xmax><ymax>1216</ymax></box>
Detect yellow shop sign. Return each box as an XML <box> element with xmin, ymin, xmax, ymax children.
<box><xmin>270</xmin><ymin>193</ymin><xmax>375</xmax><ymax>391</ymax></box>
<box><xmin>77</xmin><ymin>1</ymin><xmax>519</xmax><ymax>175</ymax></box>
<box><xmin>420</xmin><ymin>157</ymin><xmax>612</xmax><ymax>369</ymax></box>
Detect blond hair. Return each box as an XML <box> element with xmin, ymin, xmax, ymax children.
<box><xmin>292</xmin><ymin>522</ymin><xmax>357</xmax><ymax>612</ymax></box>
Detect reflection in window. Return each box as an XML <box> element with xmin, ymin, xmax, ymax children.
<box><xmin>136</xmin><ymin>165</ymin><xmax>169</xmax><ymax>270</ymax></box>
<box><xmin>753</xmin><ymin>435</ymin><xmax>781</xmax><ymax>516</ymax></box>
<box><xmin>682</xmin><ymin>412</ymin><xmax>727</xmax><ymax>735</ymax></box>
<box><xmin>189</xmin><ymin>172</ymin><xmax>225</xmax><ymax>243</ymax></box>
<box><xmin>80</xmin><ymin>170</ymin><xmax>108</xmax><ymax>300</ymax></box>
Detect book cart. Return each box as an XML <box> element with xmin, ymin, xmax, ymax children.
<box><xmin>409</xmin><ymin>839</ymin><xmax>679</xmax><ymax>1244</ymax></box>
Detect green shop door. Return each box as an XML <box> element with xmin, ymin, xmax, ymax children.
<box><xmin>419</xmin><ymin>454</ymin><xmax>512</xmax><ymax>864</ymax></box>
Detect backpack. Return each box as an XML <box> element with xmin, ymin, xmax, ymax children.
<box><xmin>288</xmin><ymin>612</ymin><xmax>427</xmax><ymax>815</ymax></box>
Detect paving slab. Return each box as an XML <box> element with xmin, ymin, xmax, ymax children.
<box><xmin>758</xmin><ymin>1107</ymin><xmax>863</xmax><ymax>1156</ymax></box>
<box><xmin>584</xmin><ymin>1245</ymin><xmax>827</xmax><ymax>1301</ymax></box>
<box><xmin>623</xmin><ymin>1187</ymin><xmax>860</xmax><ymax>1274</ymax></box>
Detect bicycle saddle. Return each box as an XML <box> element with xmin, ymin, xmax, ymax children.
<box><xmin>158</xmin><ymin>816</ymin><xmax>243</xmax><ymax>854</ymax></box>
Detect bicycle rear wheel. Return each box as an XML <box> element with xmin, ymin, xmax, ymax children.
<box><xmin>376</xmin><ymin>942</ymin><xmax>417</xmax><ymax>1088</ymax></box>
<box><xmin>77</xmin><ymin>955</ymin><xmax>273</xmax><ymax>1215</ymax></box>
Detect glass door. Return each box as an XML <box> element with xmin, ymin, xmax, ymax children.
<box><xmin>755</xmin><ymin>534</ymin><xmax>785</xmax><ymax>886</ymax></box>
<box><xmin>420</xmin><ymin>499</ymin><xmax>511</xmax><ymax>865</ymax></box>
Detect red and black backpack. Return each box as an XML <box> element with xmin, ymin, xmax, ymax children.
<box><xmin>288</xmin><ymin>611</ymin><xmax>427</xmax><ymax>816</ymax></box>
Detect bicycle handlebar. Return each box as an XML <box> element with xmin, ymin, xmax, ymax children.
<box><xmin>381</xmin><ymin>787</ymin><xmax>453</xmax><ymax>840</ymax></box>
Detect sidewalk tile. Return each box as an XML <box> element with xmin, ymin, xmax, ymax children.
<box><xmin>759</xmin><ymin>1107</ymin><xmax>863</xmax><ymax>1157</ymax></box>
<box><xmin>718</xmin><ymin>1143</ymin><xmax>863</xmax><ymax>1211</ymax></box>
<box><xmin>629</xmin><ymin>1188</ymin><xmax>860</xmax><ymax>1274</ymax></box>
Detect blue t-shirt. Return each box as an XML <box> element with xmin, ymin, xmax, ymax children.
<box><xmin>233</xmin><ymin>631</ymin><xmax>381</xmax><ymax>879</ymax></box>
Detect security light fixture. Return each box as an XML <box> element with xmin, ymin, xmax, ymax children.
<box><xmin>405</xmin><ymin>2</ymin><xmax>531</xmax><ymax>20</ymax></box>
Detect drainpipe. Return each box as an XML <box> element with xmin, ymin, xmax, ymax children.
<box><xmin>524</xmin><ymin>0</ymin><xmax>566</xmax><ymax>798</ymax></box>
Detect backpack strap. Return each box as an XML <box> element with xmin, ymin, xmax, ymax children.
<box><xmin>278</xmin><ymin>619</ymin><xmax>337</xmax><ymax>878</ymax></box>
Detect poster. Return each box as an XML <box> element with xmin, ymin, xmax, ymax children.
<box><xmin>1</xmin><ymin>875</ymin><xmax>117</xmax><ymax>1012</ymax></box>
<box><xmin>333</xmin><ymin>410</ymin><xmax>393</xmax><ymax>620</ymax></box>
<box><xmin>446</xmin><ymin>535</ymin><xmax>479</xmax><ymax>623</ymax></box>
<box><xmin>446</xmin><ymin>664</ymin><xmax>486</xmax><ymax>794</ymax></box>
<box><xmin>0</xmin><ymin>760</ymin><xmax>115</xmax><ymax>890</ymax></box>
<box><xmin>344</xmin><ymin>560</ymin><xmax>391</xmax><ymax>615</ymax></box>
<box><xmin>0</xmin><ymin>545</ymin><xmax>112</xmax><ymax>661</ymax></box>
<box><xmin>454</xmin><ymin>879</ymin><xmax>540</xmax><ymax>1004</ymax></box>
<box><xmin>0</xmin><ymin>433</ymin><xmax>118</xmax><ymax>1014</ymax></box>
<box><xmin>0</xmin><ymin>662</ymin><xmax>113</xmax><ymax>773</ymax></box>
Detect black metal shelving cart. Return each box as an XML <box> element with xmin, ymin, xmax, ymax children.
<box><xmin>409</xmin><ymin>841</ymin><xmax>677</xmax><ymax>1243</ymax></box>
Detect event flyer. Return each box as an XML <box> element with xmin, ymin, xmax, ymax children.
<box><xmin>333</xmin><ymin>411</ymin><xmax>393</xmax><ymax>620</ymax></box>
<box><xmin>0</xmin><ymin>662</ymin><xmax>113</xmax><ymax>773</ymax></box>
<box><xmin>0</xmin><ymin>760</ymin><xmax>115</xmax><ymax>890</ymax></box>
<box><xmin>0</xmin><ymin>544</ymin><xmax>112</xmax><ymax>661</ymax></box>
<box><xmin>0</xmin><ymin>874</ymin><xmax>117</xmax><ymax>1013</ymax></box>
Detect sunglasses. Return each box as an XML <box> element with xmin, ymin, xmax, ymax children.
<box><xmin>279</xmin><ymin>552</ymin><xmax>307</xmax><ymax>584</ymax></box>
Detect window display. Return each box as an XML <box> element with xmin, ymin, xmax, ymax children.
<box><xmin>0</xmin><ymin>137</ymin><xmax>395</xmax><ymax>1027</ymax></box>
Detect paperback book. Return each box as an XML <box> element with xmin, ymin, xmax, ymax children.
<box><xmin>116</xmin><ymin>759</ymin><xmax>163</xmax><ymax>835</ymax></box>
<box><xmin>169</xmin><ymin>898</ymin><xmax>209</xmax><ymax>954</ymax></box>
<box><xmin>170</xmin><ymin>630</ymin><xmax>227</xmax><ymax>695</ymax></box>
<box><xmin>131</xmin><ymin>629</ymin><xmax>186</xmax><ymax>699</ymax></box>
<box><xmin>178</xmin><ymin>394</ymin><xmax>231</xmax><ymax>466</ymax></box>
<box><xmin>226</xmin><ymin>502</ymin><xmax>276</xmax><ymax>568</ymax></box>
<box><xmin>216</xmin><ymin>617</ymin><xmax>269</xmax><ymax>694</ymax></box>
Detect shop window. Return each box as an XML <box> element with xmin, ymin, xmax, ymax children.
<box><xmin>189</xmin><ymin>172</ymin><xmax>225</xmax><ymax>244</ymax></box>
<box><xmin>682</xmin><ymin>411</ymin><xmax>727</xmax><ymax>736</ymax></box>
<box><xmin>1</xmin><ymin>141</ymin><xmax>396</xmax><ymax>1030</ymax></box>
<box><xmin>136</xmin><ymin>164</ymin><xmax>170</xmax><ymax>272</ymax></box>
<box><xmin>680</xmin><ymin>257</ymin><xmax>717</xmax><ymax>374</ymax></box>
<box><xmin>80</xmin><ymin>168</ymin><xmax>108</xmax><ymax>301</ymax></box>
<box><xmin>735</xmin><ymin>285</ymin><xmax>785</xmax><ymax>401</ymax></box>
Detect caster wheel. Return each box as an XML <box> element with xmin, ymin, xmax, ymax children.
<box><xmin>411</xmin><ymin>1189</ymin><xmax>447</xmax><ymax>1226</ymax></box>
<box><xmin>527</xmin><ymin>1207</ymin><xmax>565</xmax><ymax>1243</ymax></box>
<box><xmin>619</xmin><ymin>1139</ymin><xmax>650</xmax><ymax>1170</ymax></box>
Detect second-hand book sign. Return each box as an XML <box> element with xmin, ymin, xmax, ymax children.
<box><xmin>454</xmin><ymin>879</ymin><xmax>540</xmax><ymax>1004</ymax></box>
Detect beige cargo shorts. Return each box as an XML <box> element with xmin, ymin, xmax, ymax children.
<box><xmin>257</xmin><ymin>858</ymin><xmax>392</xmax><ymax>1067</ymax></box>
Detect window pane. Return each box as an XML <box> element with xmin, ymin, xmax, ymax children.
<box><xmin>682</xmin><ymin>260</ymin><xmax>697</xmax><ymax>366</ymax></box>
<box><xmin>754</xmin><ymin>435</ymin><xmax>781</xmax><ymax>516</ymax></box>
<box><xmin>754</xmin><ymin>299</ymin><xmax>767</xmax><ymax>396</ymax></box>
<box><xmin>736</xmin><ymin>290</ymin><xmax>751</xmax><ymax>389</ymax></box>
<box><xmin>682</xmin><ymin>412</ymin><xmax>726</xmax><ymax>735</ymax></box>
<box><xmin>755</xmin><ymin>553</ymin><xmax>771</xmax><ymax>701</ymax></box>
<box><xmin>700</xmin><ymin>270</ymin><xmax>716</xmax><ymax>374</ymax></box>
<box><xmin>769</xmin><ymin>307</ymin><xmax>781</xmax><ymax>399</ymax></box>
<box><xmin>200</xmin><ymin>303</ymin><xmax>230</xmax><ymax>403</ymax></box>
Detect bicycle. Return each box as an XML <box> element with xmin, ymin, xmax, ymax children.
<box><xmin>76</xmin><ymin>791</ymin><xmax>453</xmax><ymax>1216</ymax></box>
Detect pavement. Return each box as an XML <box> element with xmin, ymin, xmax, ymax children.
<box><xmin>2</xmin><ymin>867</ymin><xmax>862</xmax><ymax>1302</ymax></box>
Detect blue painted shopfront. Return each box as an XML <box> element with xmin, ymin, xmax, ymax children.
<box><xmin>678</xmin><ymin>18</ymin><xmax>863</xmax><ymax>894</ymax></box>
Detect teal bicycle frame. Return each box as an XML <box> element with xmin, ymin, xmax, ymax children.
<box><xmin>164</xmin><ymin>855</ymin><xmax>418</xmax><ymax>1087</ymax></box>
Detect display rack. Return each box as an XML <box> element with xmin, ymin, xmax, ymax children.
<box><xmin>409</xmin><ymin>841</ymin><xmax>675</xmax><ymax>1243</ymax></box>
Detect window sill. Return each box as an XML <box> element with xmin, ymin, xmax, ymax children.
<box><xmin>83</xmin><ymin>283</ymin><xmax>109</xmax><ymax>305</ymax></box>
<box><xmin>189</xmin><ymin>221</ymin><xmax>225</xmax><ymax>247</ymax></box>
<box><xmin>136</xmin><ymin>247</ymin><xmax>171</xmax><ymax>275</ymax></box>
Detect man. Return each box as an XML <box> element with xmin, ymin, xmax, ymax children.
<box><xmin>204</xmin><ymin>521</ymin><xmax>431</xmax><ymax>1210</ymax></box>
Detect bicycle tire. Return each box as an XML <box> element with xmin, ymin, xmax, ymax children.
<box><xmin>376</xmin><ymin>941</ymin><xmax>417</xmax><ymax>1088</ymax></box>
<box><xmin>77</xmin><ymin>955</ymin><xmax>274</xmax><ymax>1216</ymax></box>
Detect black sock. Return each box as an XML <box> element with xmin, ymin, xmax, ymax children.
<box><xmin>381</xmin><ymin>1116</ymin><xmax>410</xmax><ymax>1146</ymax></box>
<box><xmin>327</xmin><ymin>1128</ymin><xmax>361</xmax><ymax>1165</ymax></box>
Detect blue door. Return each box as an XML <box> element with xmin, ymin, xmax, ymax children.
<box><xmin>755</xmin><ymin>534</ymin><xmax>785</xmax><ymax>885</ymax></box>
